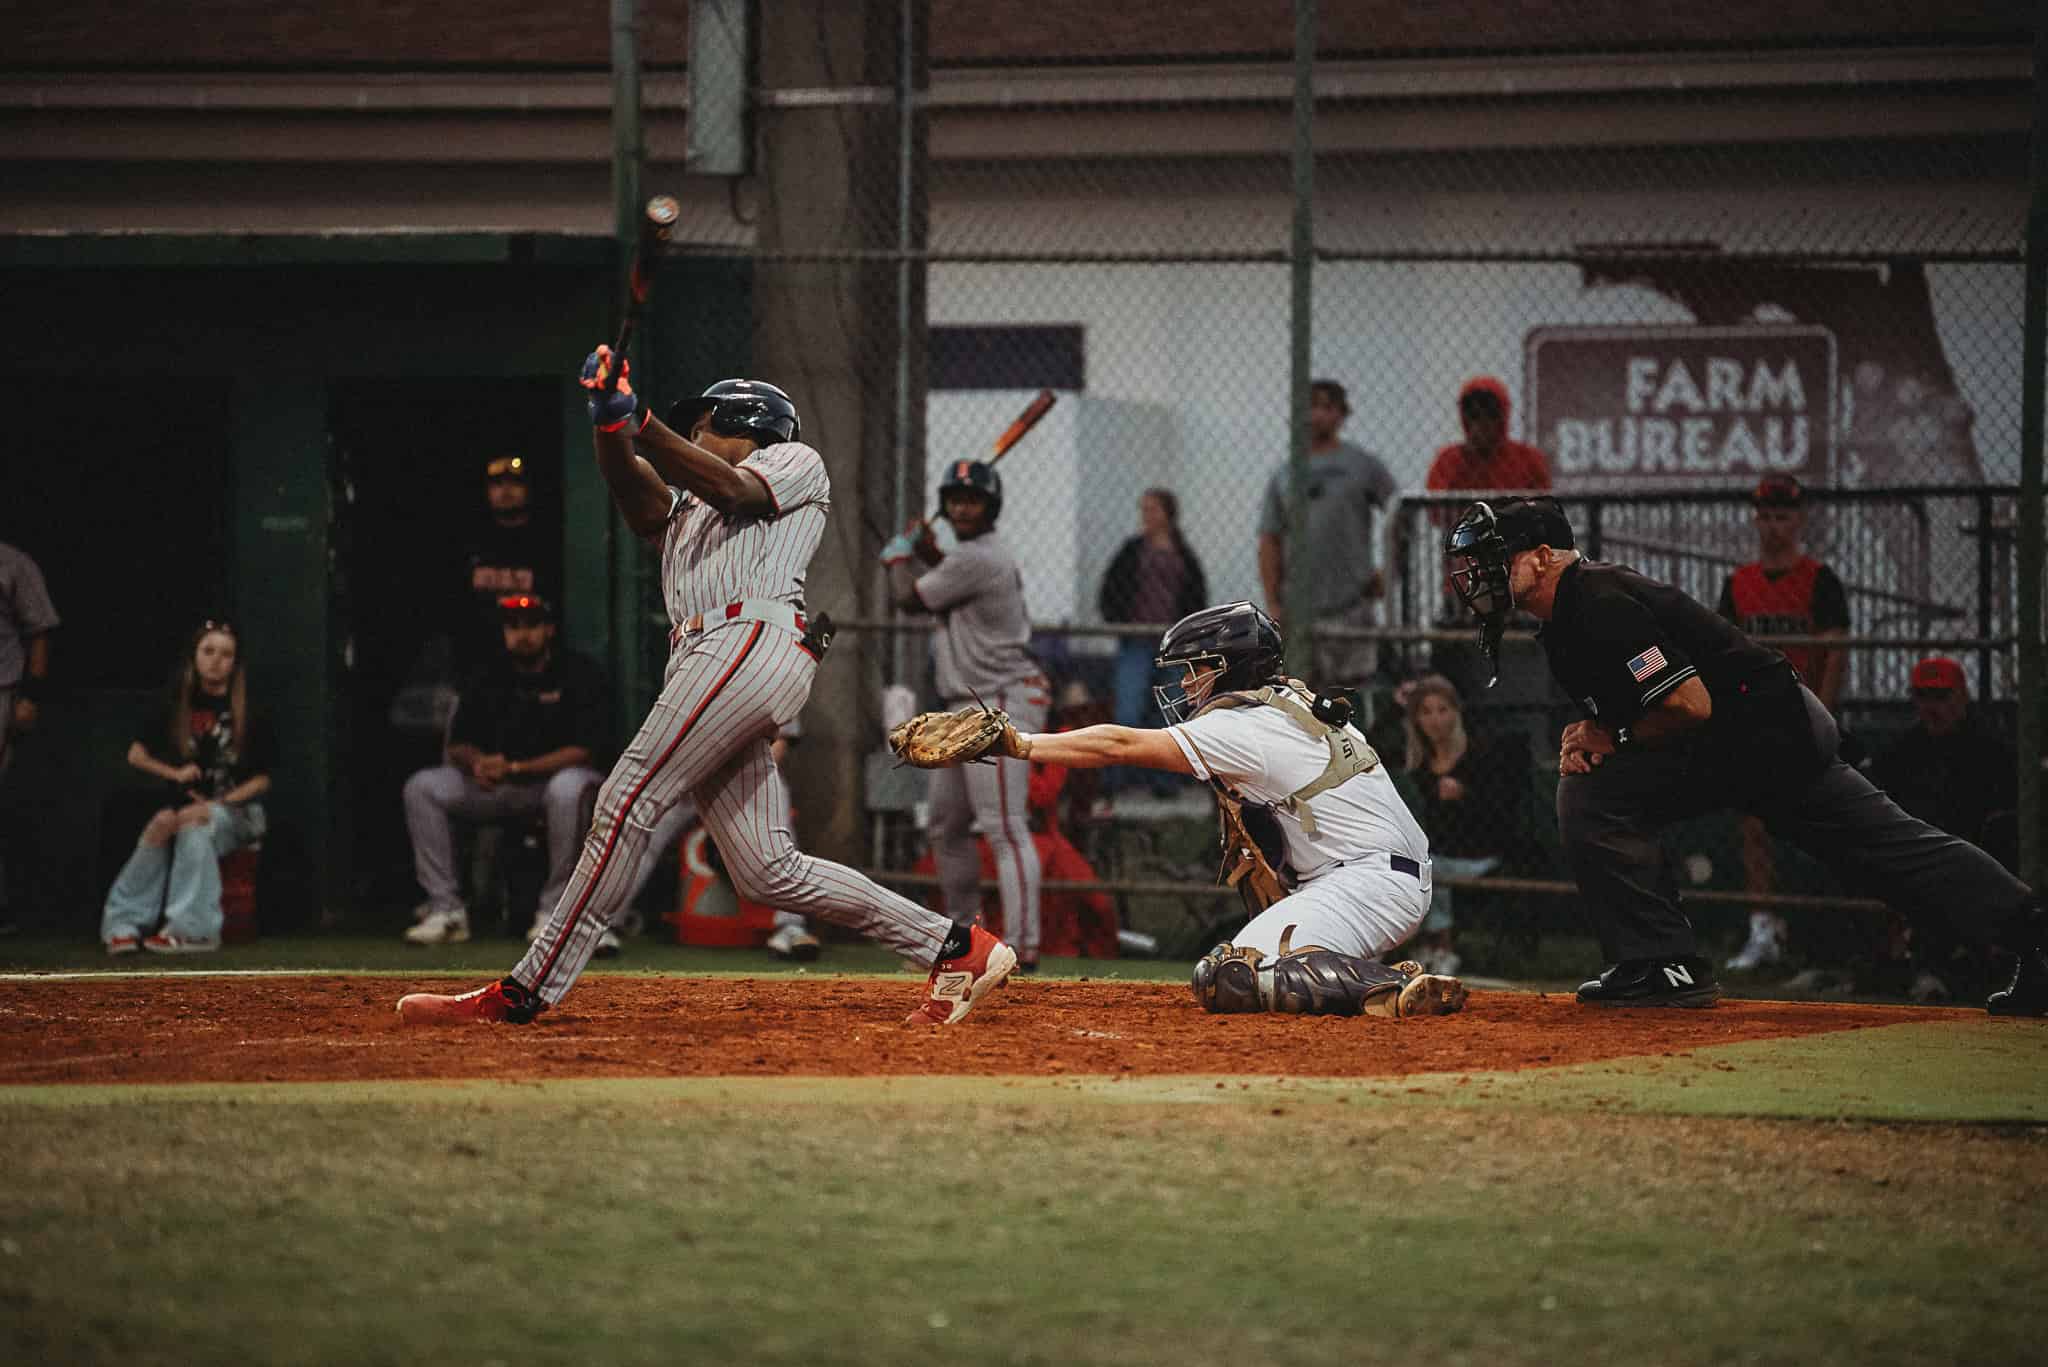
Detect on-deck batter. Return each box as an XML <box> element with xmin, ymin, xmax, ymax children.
<box><xmin>882</xmin><ymin>460</ymin><xmax>1047</xmax><ymax>968</ymax></box>
<box><xmin>397</xmin><ymin>350</ymin><xmax>1016</xmax><ymax>1026</ymax></box>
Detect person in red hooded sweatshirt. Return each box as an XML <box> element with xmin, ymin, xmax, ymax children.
<box><xmin>1426</xmin><ymin>377</ymin><xmax>1552</xmax><ymax>496</ymax></box>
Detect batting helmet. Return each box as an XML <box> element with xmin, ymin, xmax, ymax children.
<box><xmin>938</xmin><ymin>460</ymin><xmax>1003</xmax><ymax>522</ymax></box>
<box><xmin>668</xmin><ymin>379</ymin><xmax>801</xmax><ymax>447</ymax></box>
<box><xmin>1152</xmin><ymin>601</ymin><xmax>1284</xmax><ymax>723</ymax></box>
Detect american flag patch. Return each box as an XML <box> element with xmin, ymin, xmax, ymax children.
<box><xmin>1626</xmin><ymin>646</ymin><xmax>1668</xmax><ymax>682</ymax></box>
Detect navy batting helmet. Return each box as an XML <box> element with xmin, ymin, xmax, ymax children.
<box><xmin>1152</xmin><ymin>601</ymin><xmax>1285</xmax><ymax>723</ymax></box>
<box><xmin>938</xmin><ymin>459</ymin><xmax>1003</xmax><ymax>522</ymax></box>
<box><xmin>668</xmin><ymin>379</ymin><xmax>801</xmax><ymax>447</ymax></box>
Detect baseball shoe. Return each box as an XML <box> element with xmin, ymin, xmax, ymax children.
<box><xmin>1724</xmin><ymin>912</ymin><xmax>1786</xmax><ymax>972</ymax></box>
<box><xmin>1986</xmin><ymin>944</ymin><xmax>2048</xmax><ymax>1017</ymax></box>
<box><xmin>766</xmin><ymin>922</ymin><xmax>821</xmax><ymax>962</ymax></box>
<box><xmin>1396</xmin><ymin>973</ymin><xmax>1469</xmax><ymax>1017</ymax></box>
<box><xmin>105</xmin><ymin>934</ymin><xmax>142</xmax><ymax>956</ymax></box>
<box><xmin>404</xmin><ymin>906</ymin><xmax>470</xmax><ymax>946</ymax></box>
<box><xmin>906</xmin><ymin>925</ymin><xmax>1017</xmax><ymax>1024</ymax></box>
<box><xmin>143</xmin><ymin>931</ymin><xmax>219</xmax><ymax>954</ymax></box>
<box><xmin>1576</xmin><ymin>957</ymin><xmax>1719</xmax><ymax>1009</ymax></box>
<box><xmin>592</xmin><ymin>928</ymin><xmax>623</xmax><ymax>960</ymax></box>
<box><xmin>396</xmin><ymin>977</ymin><xmax>546</xmax><ymax>1025</ymax></box>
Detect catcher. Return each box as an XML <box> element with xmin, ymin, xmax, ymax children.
<box><xmin>892</xmin><ymin>601</ymin><xmax>1466</xmax><ymax>1018</ymax></box>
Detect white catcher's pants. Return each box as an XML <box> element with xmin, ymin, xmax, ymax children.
<box><xmin>1230</xmin><ymin>855</ymin><xmax>1432</xmax><ymax>961</ymax></box>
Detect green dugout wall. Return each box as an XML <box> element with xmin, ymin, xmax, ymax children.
<box><xmin>0</xmin><ymin>233</ymin><xmax>747</xmax><ymax>927</ymax></box>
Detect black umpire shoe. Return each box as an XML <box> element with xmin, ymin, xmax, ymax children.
<box><xmin>1986</xmin><ymin>946</ymin><xmax>2048</xmax><ymax>1017</ymax></box>
<box><xmin>1576</xmin><ymin>957</ymin><xmax>1720</xmax><ymax>1009</ymax></box>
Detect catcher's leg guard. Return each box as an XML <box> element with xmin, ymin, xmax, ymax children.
<box><xmin>1191</xmin><ymin>944</ymin><xmax>1266</xmax><ymax>1013</ymax></box>
<box><xmin>1264</xmin><ymin>948</ymin><xmax>1411</xmax><ymax>1016</ymax></box>
<box><xmin>1267</xmin><ymin>949</ymin><xmax>1469</xmax><ymax>1017</ymax></box>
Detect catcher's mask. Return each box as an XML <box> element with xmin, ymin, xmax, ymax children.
<box><xmin>1152</xmin><ymin>601</ymin><xmax>1284</xmax><ymax>724</ymax></box>
<box><xmin>668</xmin><ymin>378</ymin><xmax>801</xmax><ymax>447</ymax></box>
<box><xmin>938</xmin><ymin>459</ymin><xmax>1003</xmax><ymax>524</ymax></box>
<box><xmin>1442</xmin><ymin>497</ymin><xmax>1575</xmax><ymax>687</ymax></box>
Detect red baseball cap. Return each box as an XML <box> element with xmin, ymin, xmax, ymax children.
<box><xmin>1909</xmin><ymin>656</ymin><xmax>1965</xmax><ymax>693</ymax></box>
<box><xmin>1752</xmin><ymin>474</ymin><xmax>1805</xmax><ymax>507</ymax></box>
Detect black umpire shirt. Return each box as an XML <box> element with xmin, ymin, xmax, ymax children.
<box><xmin>450</xmin><ymin>648</ymin><xmax>609</xmax><ymax>767</ymax></box>
<box><xmin>1539</xmin><ymin>559</ymin><xmax>1812</xmax><ymax>771</ymax></box>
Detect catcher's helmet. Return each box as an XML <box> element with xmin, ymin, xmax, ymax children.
<box><xmin>1443</xmin><ymin>496</ymin><xmax>1575</xmax><ymax>687</ymax></box>
<box><xmin>938</xmin><ymin>459</ymin><xmax>1003</xmax><ymax>522</ymax></box>
<box><xmin>668</xmin><ymin>378</ymin><xmax>801</xmax><ymax>447</ymax></box>
<box><xmin>1152</xmin><ymin>600</ymin><xmax>1284</xmax><ymax>724</ymax></box>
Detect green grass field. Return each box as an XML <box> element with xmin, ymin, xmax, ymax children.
<box><xmin>2</xmin><ymin>937</ymin><xmax>2043</xmax><ymax>1366</ymax></box>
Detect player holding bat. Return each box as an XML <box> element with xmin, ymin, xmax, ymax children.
<box><xmin>882</xmin><ymin>446</ymin><xmax>1049</xmax><ymax>971</ymax></box>
<box><xmin>396</xmin><ymin>349</ymin><xmax>1019</xmax><ymax>1026</ymax></box>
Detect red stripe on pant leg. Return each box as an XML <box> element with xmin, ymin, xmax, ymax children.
<box><xmin>993</xmin><ymin>686</ymin><xmax>1028</xmax><ymax>943</ymax></box>
<box><xmin>533</xmin><ymin>623</ymin><xmax>764</xmax><ymax>986</ymax></box>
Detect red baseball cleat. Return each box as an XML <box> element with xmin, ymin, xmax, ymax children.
<box><xmin>906</xmin><ymin>926</ymin><xmax>1017</xmax><ymax>1024</ymax></box>
<box><xmin>396</xmin><ymin>978</ymin><xmax>546</xmax><ymax>1025</ymax></box>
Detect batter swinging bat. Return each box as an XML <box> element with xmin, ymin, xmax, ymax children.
<box><xmin>604</xmin><ymin>194</ymin><xmax>681</xmax><ymax>394</ymax></box>
<box><xmin>918</xmin><ymin>388</ymin><xmax>1057</xmax><ymax>528</ymax></box>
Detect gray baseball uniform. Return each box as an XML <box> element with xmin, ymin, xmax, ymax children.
<box><xmin>911</xmin><ymin>533</ymin><xmax>1046</xmax><ymax>959</ymax></box>
<box><xmin>514</xmin><ymin>440</ymin><xmax>958</xmax><ymax>1004</ymax></box>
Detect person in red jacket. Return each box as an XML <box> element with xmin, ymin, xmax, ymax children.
<box><xmin>1425</xmin><ymin>377</ymin><xmax>1552</xmax><ymax>496</ymax></box>
<box><xmin>1715</xmin><ymin>474</ymin><xmax>1850</xmax><ymax>974</ymax></box>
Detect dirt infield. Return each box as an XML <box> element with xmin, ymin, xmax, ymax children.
<box><xmin>0</xmin><ymin>974</ymin><xmax>1964</xmax><ymax>1087</ymax></box>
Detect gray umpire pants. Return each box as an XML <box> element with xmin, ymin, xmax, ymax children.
<box><xmin>1556</xmin><ymin>684</ymin><xmax>2033</xmax><ymax>964</ymax></box>
<box><xmin>403</xmin><ymin>763</ymin><xmax>604</xmax><ymax>921</ymax></box>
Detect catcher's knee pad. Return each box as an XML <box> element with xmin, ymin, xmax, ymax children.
<box><xmin>1192</xmin><ymin>944</ymin><xmax>1266</xmax><ymax>1013</ymax></box>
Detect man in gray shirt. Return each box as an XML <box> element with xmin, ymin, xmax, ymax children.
<box><xmin>0</xmin><ymin>542</ymin><xmax>60</xmax><ymax>932</ymax></box>
<box><xmin>1257</xmin><ymin>379</ymin><xmax>1399</xmax><ymax>689</ymax></box>
<box><xmin>884</xmin><ymin>460</ymin><xmax>1049</xmax><ymax>969</ymax></box>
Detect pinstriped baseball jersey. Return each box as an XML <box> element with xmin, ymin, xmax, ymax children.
<box><xmin>660</xmin><ymin>441</ymin><xmax>830</xmax><ymax>621</ymax></box>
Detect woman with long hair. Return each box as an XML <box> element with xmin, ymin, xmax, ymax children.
<box><xmin>101</xmin><ymin>621</ymin><xmax>273</xmax><ymax>954</ymax></box>
<box><xmin>1402</xmin><ymin>673</ymin><xmax>1524</xmax><ymax>976</ymax></box>
<box><xmin>1097</xmin><ymin>487</ymin><xmax>1208</xmax><ymax>796</ymax></box>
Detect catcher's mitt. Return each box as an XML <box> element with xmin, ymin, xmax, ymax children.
<box><xmin>888</xmin><ymin>704</ymin><xmax>1029</xmax><ymax>769</ymax></box>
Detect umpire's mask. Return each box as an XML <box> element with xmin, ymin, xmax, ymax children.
<box><xmin>1443</xmin><ymin>498</ymin><xmax>1574</xmax><ymax>688</ymax></box>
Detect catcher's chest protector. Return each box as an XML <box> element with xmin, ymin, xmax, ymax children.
<box><xmin>1195</xmin><ymin>682</ymin><xmax>1379</xmax><ymax>836</ymax></box>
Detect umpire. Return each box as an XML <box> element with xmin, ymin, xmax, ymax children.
<box><xmin>1442</xmin><ymin>496</ymin><xmax>2046</xmax><ymax>1014</ymax></box>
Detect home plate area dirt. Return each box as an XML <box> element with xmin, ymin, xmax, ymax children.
<box><xmin>0</xmin><ymin>975</ymin><xmax>1961</xmax><ymax>1086</ymax></box>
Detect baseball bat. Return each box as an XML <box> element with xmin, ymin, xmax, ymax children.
<box><xmin>918</xmin><ymin>389</ymin><xmax>1057</xmax><ymax>530</ymax></box>
<box><xmin>604</xmin><ymin>194</ymin><xmax>681</xmax><ymax>394</ymax></box>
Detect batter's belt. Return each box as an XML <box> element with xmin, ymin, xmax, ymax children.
<box><xmin>671</xmin><ymin>600</ymin><xmax>808</xmax><ymax>649</ymax></box>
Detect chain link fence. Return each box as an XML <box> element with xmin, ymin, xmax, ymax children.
<box><xmin>649</xmin><ymin>5</ymin><xmax>2037</xmax><ymax>977</ymax></box>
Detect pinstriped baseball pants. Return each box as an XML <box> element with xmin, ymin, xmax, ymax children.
<box><xmin>513</xmin><ymin>619</ymin><xmax>955</xmax><ymax>1005</ymax></box>
<box><xmin>930</xmin><ymin>684</ymin><xmax>1047</xmax><ymax>960</ymax></box>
